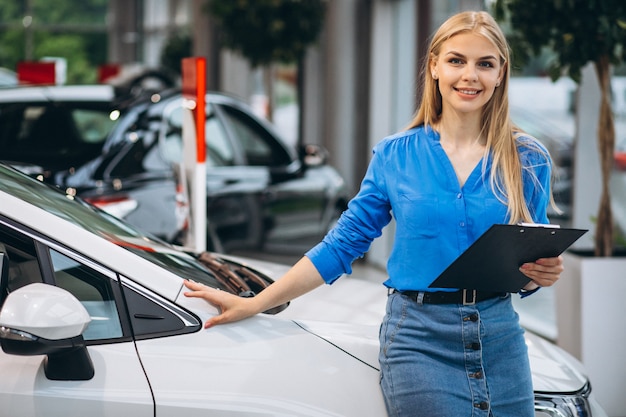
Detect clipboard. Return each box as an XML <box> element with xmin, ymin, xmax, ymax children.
<box><xmin>428</xmin><ymin>224</ymin><xmax>588</xmax><ymax>293</ymax></box>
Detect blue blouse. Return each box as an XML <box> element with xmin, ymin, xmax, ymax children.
<box><xmin>305</xmin><ymin>125</ymin><xmax>552</xmax><ymax>291</ymax></box>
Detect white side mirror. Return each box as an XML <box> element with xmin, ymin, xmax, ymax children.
<box><xmin>0</xmin><ymin>283</ymin><xmax>94</xmax><ymax>381</ymax></box>
<box><xmin>0</xmin><ymin>282</ymin><xmax>90</xmax><ymax>340</ymax></box>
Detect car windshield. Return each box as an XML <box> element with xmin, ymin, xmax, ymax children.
<box><xmin>0</xmin><ymin>164</ymin><xmax>224</xmax><ymax>287</ymax></box>
<box><xmin>0</xmin><ymin>101</ymin><xmax>119</xmax><ymax>172</ymax></box>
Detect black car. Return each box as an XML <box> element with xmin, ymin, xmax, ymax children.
<box><xmin>58</xmin><ymin>89</ymin><xmax>349</xmax><ymax>253</ymax></box>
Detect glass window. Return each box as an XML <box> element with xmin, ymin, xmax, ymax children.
<box><xmin>0</xmin><ymin>103</ymin><xmax>117</xmax><ymax>167</ymax></box>
<box><xmin>71</xmin><ymin>108</ymin><xmax>118</xmax><ymax>144</ymax></box>
<box><xmin>219</xmin><ymin>105</ymin><xmax>292</xmax><ymax>167</ymax></box>
<box><xmin>161</xmin><ymin>106</ymin><xmax>235</xmax><ymax>167</ymax></box>
<box><xmin>50</xmin><ymin>249</ymin><xmax>123</xmax><ymax>341</ymax></box>
<box><xmin>206</xmin><ymin>115</ymin><xmax>235</xmax><ymax>167</ymax></box>
<box><xmin>0</xmin><ymin>225</ymin><xmax>43</xmax><ymax>294</ymax></box>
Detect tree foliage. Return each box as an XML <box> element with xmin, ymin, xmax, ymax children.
<box><xmin>493</xmin><ymin>0</ymin><xmax>626</xmax><ymax>256</ymax></box>
<box><xmin>493</xmin><ymin>0</ymin><xmax>626</xmax><ymax>82</ymax></box>
<box><xmin>0</xmin><ymin>0</ymin><xmax>108</xmax><ymax>84</ymax></box>
<box><xmin>207</xmin><ymin>0</ymin><xmax>326</xmax><ymax>68</ymax></box>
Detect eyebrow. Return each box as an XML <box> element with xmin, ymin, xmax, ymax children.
<box><xmin>445</xmin><ymin>51</ymin><xmax>498</xmax><ymax>61</ymax></box>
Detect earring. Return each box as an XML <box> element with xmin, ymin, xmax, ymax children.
<box><xmin>432</xmin><ymin>73</ymin><xmax>438</xmax><ymax>80</ymax></box>
<box><xmin>495</xmin><ymin>81</ymin><xmax>500</xmax><ymax>87</ymax></box>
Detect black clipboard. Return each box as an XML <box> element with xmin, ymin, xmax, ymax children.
<box><xmin>428</xmin><ymin>224</ymin><xmax>588</xmax><ymax>293</ymax></box>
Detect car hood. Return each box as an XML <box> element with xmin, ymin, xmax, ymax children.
<box><xmin>525</xmin><ymin>331</ymin><xmax>589</xmax><ymax>393</ymax></box>
<box><xmin>140</xmin><ymin>300</ymin><xmax>388</xmax><ymax>416</ymax></box>
<box><xmin>262</xmin><ymin>270</ymin><xmax>590</xmax><ymax>395</ymax></box>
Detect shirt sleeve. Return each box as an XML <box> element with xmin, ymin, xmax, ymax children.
<box><xmin>306</xmin><ymin>142</ymin><xmax>393</xmax><ymax>284</ymax></box>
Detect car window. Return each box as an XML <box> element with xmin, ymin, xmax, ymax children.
<box><xmin>218</xmin><ymin>104</ymin><xmax>292</xmax><ymax>167</ymax></box>
<box><xmin>0</xmin><ymin>225</ymin><xmax>43</xmax><ymax>296</ymax></box>
<box><xmin>0</xmin><ymin>221</ymin><xmax>123</xmax><ymax>342</ymax></box>
<box><xmin>108</xmin><ymin>129</ymin><xmax>165</xmax><ymax>177</ymax></box>
<box><xmin>0</xmin><ymin>103</ymin><xmax>117</xmax><ymax>165</ymax></box>
<box><xmin>0</xmin><ymin>219</ymin><xmax>202</xmax><ymax>344</ymax></box>
<box><xmin>72</xmin><ymin>108</ymin><xmax>117</xmax><ymax>144</ymax></box>
<box><xmin>50</xmin><ymin>249</ymin><xmax>123</xmax><ymax>341</ymax></box>
<box><xmin>161</xmin><ymin>106</ymin><xmax>236</xmax><ymax>167</ymax></box>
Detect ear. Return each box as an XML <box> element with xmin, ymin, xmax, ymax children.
<box><xmin>497</xmin><ymin>66</ymin><xmax>506</xmax><ymax>86</ymax></box>
<box><xmin>430</xmin><ymin>59</ymin><xmax>438</xmax><ymax>80</ymax></box>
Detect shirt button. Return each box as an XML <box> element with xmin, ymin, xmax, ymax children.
<box><xmin>465</xmin><ymin>342</ymin><xmax>481</xmax><ymax>350</ymax></box>
<box><xmin>457</xmin><ymin>193</ymin><xmax>462</xmax><ymax>199</ymax></box>
<box><xmin>459</xmin><ymin>222</ymin><xmax>465</xmax><ymax>227</ymax></box>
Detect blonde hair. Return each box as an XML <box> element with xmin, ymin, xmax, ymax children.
<box><xmin>407</xmin><ymin>10</ymin><xmax>556</xmax><ymax>223</ymax></box>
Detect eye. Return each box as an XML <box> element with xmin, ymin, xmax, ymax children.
<box><xmin>448</xmin><ymin>58</ymin><xmax>463</xmax><ymax>65</ymax></box>
<box><xmin>478</xmin><ymin>61</ymin><xmax>495</xmax><ymax>68</ymax></box>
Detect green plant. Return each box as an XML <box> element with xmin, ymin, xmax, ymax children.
<box><xmin>206</xmin><ymin>0</ymin><xmax>325</xmax><ymax>68</ymax></box>
<box><xmin>493</xmin><ymin>0</ymin><xmax>626</xmax><ymax>256</ymax></box>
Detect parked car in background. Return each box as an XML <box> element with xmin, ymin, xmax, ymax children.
<box><xmin>0</xmin><ymin>71</ymin><xmax>349</xmax><ymax>255</ymax></box>
<box><xmin>0</xmin><ymin>66</ymin><xmax>176</xmax><ymax>183</ymax></box>
<box><xmin>57</xmin><ymin>89</ymin><xmax>349</xmax><ymax>253</ymax></box>
<box><xmin>0</xmin><ymin>84</ymin><xmax>121</xmax><ymax>182</ymax></box>
<box><xmin>0</xmin><ymin>164</ymin><xmax>608</xmax><ymax>417</ymax></box>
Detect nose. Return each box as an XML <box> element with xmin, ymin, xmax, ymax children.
<box><xmin>462</xmin><ymin>65</ymin><xmax>478</xmax><ymax>82</ymax></box>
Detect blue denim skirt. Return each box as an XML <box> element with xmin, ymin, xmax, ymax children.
<box><xmin>379</xmin><ymin>292</ymin><xmax>533</xmax><ymax>417</ymax></box>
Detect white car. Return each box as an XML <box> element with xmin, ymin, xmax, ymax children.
<box><xmin>0</xmin><ymin>164</ymin><xmax>607</xmax><ymax>417</ymax></box>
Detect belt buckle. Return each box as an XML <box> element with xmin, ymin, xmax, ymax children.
<box><xmin>463</xmin><ymin>289</ymin><xmax>477</xmax><ymax>305</ymax></box>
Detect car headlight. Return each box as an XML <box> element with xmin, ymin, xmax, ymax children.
<box><xmin>534</xmin><ymin>382</ymin><xmax>592</xmax><ymax>417</ymax></box>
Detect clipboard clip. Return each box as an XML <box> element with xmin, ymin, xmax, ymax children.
<box><xmin>516</xmin><ymin>222</ymin><xmax>561</xmax><ymax>229</ymax></box>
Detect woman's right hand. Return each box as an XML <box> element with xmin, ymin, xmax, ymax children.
<box><xmin>184</xmin><ymin>256</ymin><xmax>326</xmax><ymax>329</ymax></box>
<box><xmin>183</xmin><ymin>280</ymin><xmax>260</xmax><ymax>328</ymax></box>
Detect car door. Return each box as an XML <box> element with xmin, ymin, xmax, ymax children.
<box><xmin>158</xmin><ymin>99</ymin><xmax>268</xmax><ymax>252</ymax></box>
<box><xmin>214</xmin><ymin>103</ymin><xmax>329</xmax><ymax>250</ymax></box>
<box><xmin>0</xmin><ymin>219</ymin><xmax>154</xmax><ymax>417</ymax></box>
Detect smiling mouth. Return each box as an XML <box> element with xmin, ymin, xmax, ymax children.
<box><xmin>455</xmin><ymin>88</ymin><xmax>480</xmax><ymax>95</ymax></box>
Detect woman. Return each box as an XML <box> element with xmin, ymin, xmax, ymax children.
<box><xmin>184</xmin><ymin>10</ymin><xmax>563</xmax><ymax>417</ymax></box>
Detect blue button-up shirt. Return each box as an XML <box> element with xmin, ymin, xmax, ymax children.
<box><xmin>306</xmin><ymin>125</ymin><xmax>552</xmax><ymax>291</ymax></box>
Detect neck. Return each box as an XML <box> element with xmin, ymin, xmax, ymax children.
<box><xmin>435</xmin><ymin>118</ymin><xmax>484</xmax><ymax>149</ymax></box>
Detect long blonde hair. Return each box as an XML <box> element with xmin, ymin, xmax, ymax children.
<box><xmin>407</xmin><ymin>11</ymin><xmax>556</xmax><ymax>223</ymax></box>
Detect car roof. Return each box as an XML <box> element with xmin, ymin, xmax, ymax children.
<box><xmin>0</xmin><ymin>84</ymin><xmax>116</xmax><ymax>103</ymax></box>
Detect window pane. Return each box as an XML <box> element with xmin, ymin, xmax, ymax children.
<box><xmin>220</xmin><ymin>106</ymin><xmax>291</xmax><ymax>167</ymax></box>
<box><xmin>50</xmin><ymin>249</ymin><xmax>123</xmax><ymax>341</ymax></box>
<box><xmin>162</xmin><ymin>106</ymin><xmax>235</xmax><ymax>167</ymax></box>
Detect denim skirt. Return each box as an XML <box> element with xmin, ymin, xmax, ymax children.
<box><xmin>379</xmin><ymin>292</ymin><xmax>534</xmax><ymax>417</ymax></box>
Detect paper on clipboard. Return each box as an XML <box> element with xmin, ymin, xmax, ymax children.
<box><xmin>428</xmin><ymin>223</ymin><xmax>588</xmax><ymax>293</ymax></box>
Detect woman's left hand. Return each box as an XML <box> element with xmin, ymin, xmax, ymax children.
<box><xmin>519</xmin><ymin>255</ymin><xmax>564</xmax><ymax>288</ymax></box>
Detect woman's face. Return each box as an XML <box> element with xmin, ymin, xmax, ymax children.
<box><xmin>431</xmin><ymin>32</ymin><xmax>504</xmax><ymax>119</ymax></box>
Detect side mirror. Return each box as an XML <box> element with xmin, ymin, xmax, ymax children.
<box><xmin>0</xmin><ymin>283</ymin><xmax>94</xmax><ymax>381</ymax></box>
<box><xmin>301</xmin><ymin>144</ymin><xmax>328</xmax><ymax>168</ymax></box>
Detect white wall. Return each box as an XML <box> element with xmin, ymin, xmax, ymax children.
<box><xmin>366</xmin><ymin>0</ymin><xmax>417</xmax><ymax>269</ymax></box>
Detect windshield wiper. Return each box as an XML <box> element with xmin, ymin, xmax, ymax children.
<box><xmin>195</xmin><ymin>252</ymin><xmax>288</xmax><ymax>314</ymax></box>
<box><xmin>196</xmin><ymin>252</ymin><xmax>268</xmax><ymax>297</ymax></box>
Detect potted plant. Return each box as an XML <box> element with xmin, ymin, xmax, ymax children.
<box><xmin>493</xmin><ymin>2</ymin><xmax>626</xmax><ymax>414</ymax></box>
<box><xmin>207</xmin><ymin>0</ymin><xmax>325</xmax><ymax>127</ymax></box>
